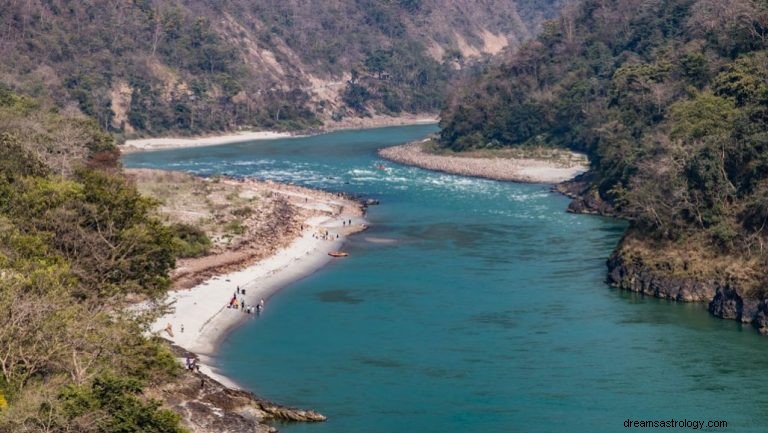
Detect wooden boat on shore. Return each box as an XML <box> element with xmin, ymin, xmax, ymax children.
<box><xmin>328</xmin><ymin>251</ymin><xmax>349</xmax><ymax>257</ymax></box>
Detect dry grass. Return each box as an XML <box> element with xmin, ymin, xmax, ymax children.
<box><xmin>619</xmin><ymin>230</ymin><xmax>763</xmax><ymax>291</ymax></box>
<box><xmin>127</xmin><ymin>169</ymin><xmax>284</xmax><ymax>249</ymax></box>
<box><xmin>125</xmin><ymin>168</ymin><xmax>362</xmax><ymax>289</ymax></box>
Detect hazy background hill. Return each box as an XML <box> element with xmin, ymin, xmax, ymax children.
<box><xmin>0</xmin><ymin>0</ymin><xmax>562</xmax><ymax>137</ymax></box>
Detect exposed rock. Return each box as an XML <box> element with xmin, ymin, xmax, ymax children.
<box><xmin>607</xmin><ymin>243</ymin><xmax>768</xmax><ymax>334</ymax></box>
<box><xmin>554</xmin><ymin>172</ymin><xmax>616</xmax><ymax>216</ymax></box>
<box><xmin>708</xmin><ymin>286</ymin><xmax>768</xmax><ymax>334</ymax></box>
<box><xmin>155</xmin><ymin>344</ymin><xmax>326</xmax><ymax>433</ymax></box>
<box><xmin>606</xmin><ymin>249</ymin><xmax>717</xmax><ymax>302</ymax></box>
<box><xmin>556</xmin><ymin>171</ymin><xmax>768</xmax><ymax>335</ymax></box>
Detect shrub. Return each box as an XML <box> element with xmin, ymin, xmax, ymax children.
<box><xmin>170</xmin><ymin>223</ymin><xmax>212</xmax><ymax>258</ymax></box>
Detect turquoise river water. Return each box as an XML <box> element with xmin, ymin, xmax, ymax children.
<box><xmin>124</xmin><ymin>125</ymin><xmax>768</xmax><ymax>433</ymax></box>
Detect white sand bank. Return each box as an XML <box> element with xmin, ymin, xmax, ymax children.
<box><xmin>123</xmin><ymin>131</ymin><xmax>294</xmax><ymax>153</ymax></box>
<box><xmin>379</xmin><ymin>141</ymin><xmax>588</xmax><ymax>184</ymax></box>
<box><xmin>151</xmin><ymin>200</ymin><xmax>365</xmax><ymax>388</ymax></box>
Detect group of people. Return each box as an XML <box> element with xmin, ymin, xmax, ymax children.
<box><xmin>185</xmin><ymin>355</ymin><xmax>200</xmax><ymax>372</ymax></box>
<box><xmin>228</xmin><ymin>286</ymin><xmax>265</xmax><ymax>315</ymax></box>
<box><xmin>313</xmin><ymin>230</ymin><xmax>340</xmax><ymax>241</ymax></box>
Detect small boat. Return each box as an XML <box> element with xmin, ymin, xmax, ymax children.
<box><xmin>328</xmin><ymin>251</ymin><xmax>349</xmax><ymax>257</ymax></box>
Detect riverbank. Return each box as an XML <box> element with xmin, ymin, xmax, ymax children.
<box><xmin>122</xmin><ymin>131</ymin><xmax>296</xmax><ymax>153</ymax></box>
<box><xmin>122</xmin><ymin>114</ymin><xmax>439</xmax><ymax>153</ymax></box>
<box><xmin>322</xmin><ymin>113</ymin><xmax>438</xmax><ymax>132</ymax></box>
<box><xmin>379</xmin><ymin>139</ymin><xmax>588</xmax><ymax>183</ymax></box>
<box><xmin>135</xmin><ymin>170</ymin><xmax>366</xmax><ymax>388</ymax></box>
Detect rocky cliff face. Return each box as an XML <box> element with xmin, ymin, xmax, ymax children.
<box><xmin>553</xmin><ymin>173</ymin><xmax>616</xmax><ymax>216</ymax></box>
<box><xmin>708</xmin><ymin>286</ymin><xmax>768</xmax><ymax>334</ymax></box>
<box><xmin>606</xmin><ymin>250</ymin><xmax>717</xmax><ymax>302</ymax></box>
<box><xmin>605</xmin><ymin>233</ymin><xmax>768</xmax><ymax>334</ymax></box>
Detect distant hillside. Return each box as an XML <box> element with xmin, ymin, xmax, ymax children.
<box><xmin>438</xmin><ymin>0</ymin><xmax>768</xmax><ymax>326</ymax></box>
<box><xmin>0</xmin><ymin>0</ymin><xmax>561</xmax><ymax>137</ymax></box>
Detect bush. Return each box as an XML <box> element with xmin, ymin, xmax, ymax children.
<box><xmin>61</xmin><ymin>376</ymin><xmax>186</xmax><ymax>433</ymax></box>
<box><xmin>170</xmin><ymin>223</ymin><xmax>212</xmax><ymax>258</ymax></box>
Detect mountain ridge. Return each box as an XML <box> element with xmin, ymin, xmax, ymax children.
<box><xmin>0</xmin><ymin>0</ymin><xmax>562</xmax><ymax>137</ymax></box>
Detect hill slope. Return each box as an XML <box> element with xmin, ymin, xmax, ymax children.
<box><xmin>0</xmin><ymin>0</ymin><xmax>562</xmax><ymax>137</ymax></box>
<box><xmin>438</xmin><ymin>0</ymin><xmax>768</xmax><ymax>328</ymax></box>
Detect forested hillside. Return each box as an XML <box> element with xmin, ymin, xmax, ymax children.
<box><xmin>0</xmin><ymin>85</ymin><xmax>190</xmax><ymax>432</ymax></box>
<box><xmin>0</xmin><ymin>0</ymin><xmax>561</xmax><ymax>137</ymax></box>
<box><xmin>439</xmin><ymin>0</ymin><xmax>768</xmax><ymax>317</ymax></box>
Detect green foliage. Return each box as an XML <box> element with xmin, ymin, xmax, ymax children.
<box><xmin>0</xmin><ymin>88</ymin><xmax>186</xmax><ymax>433</ymax></box>
<box><xmin>0</xmin><ymin>134</ymin><xmax>49</xmax><ymax>181</ymax></box>
<box><xmin>120</xmin><ymin>338</ymin><xmax>181</xmax><ymax>384</ymax></box>
<box><xmin>225</xmin><ymin>220</ymin><xmax>246</xmax><ymax>236</ymax></box>
<box><xmin>714</xmin><ymin>53</ymin><xmax>768</xmax><ymax>106</ymax></box>
<box><xmin>679</xmin><ymin>52</ymin><xmax>708</xmax><ymax>88</ymax></box>
<box><xmin>170</xmin><ymin>222</ymin><xmax>212</xmax><ymax>258</ymax></box>
<box><xmin>356</xmin><ymin>43</ymin><xmax>450</xmax><ymax>110</ymax></box>
<box><xmin>669</xmin><ymin>93</ymin><xmax>736</xmax><ymax>141</ymax></box>
<box><xmin>61</xmin><ymin>376</ymin><xmax>186</xmax><ymax>433</ymax></box>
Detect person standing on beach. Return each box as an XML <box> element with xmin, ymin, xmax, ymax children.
<box><xmin>260</xmin><ymin>298</ymin><xmax>265</xmax><ymax>309</ymax></box>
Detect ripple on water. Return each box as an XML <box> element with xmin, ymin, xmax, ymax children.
<box><xmin>353</xmin><ymin>355</ymin><xmax>405</xmax><ymax>369</ymax></box>
<box><xmin>468</xmin><ymin>311</ymin><xmax>518</xmax><ymax>329</ymax></box>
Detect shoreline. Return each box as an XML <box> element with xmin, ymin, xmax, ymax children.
<box><xmin>379</xmin><ymin>140</ymin><xmax>588</xmax><ymax>184</ymax></box>
<box><xmin>150</xmin><ymin>183</ymin><xmax>366</xmax><ymax>389</ymax></box>
<box><xmin>321</xmin><ymin>113</ymin><xmax>438</xmax><ymax>133</ymax></box>
<box><xmin>122</xmin><ymin>114</ymin><xmax>439</xmax><ymax>154</ymax></box>
<box><xmin>122</xmin><ymin>131</ymin><xmax>296</xmax><ymax>153</ymax></box>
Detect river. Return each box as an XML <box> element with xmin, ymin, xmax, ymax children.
<box><xmin>124</xmin><ymin>124</ymin><xmax>768</xmax><ymax>433</ymax></box>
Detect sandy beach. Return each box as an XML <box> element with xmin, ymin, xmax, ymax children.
<box><xmin>122</xmin><ymin>131</ymin><xmax>295</xmax><ymax>153</ymax></box>
<box><xmin>142</xmin><ymin>175</ymin><xmax>365</xmax><ymax>387</ymax></box>
<box><xmin>379</xmin><ymin>140</ymin><xmax>588</xmax><ymax>183</ymax></box>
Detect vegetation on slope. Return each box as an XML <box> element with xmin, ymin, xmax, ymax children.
<box><xmin>0</xmin><ymin>86</ymin><xmax>189</xmax><ymax>432</ymax></box>
<box><xmin>0</xmin><ymin>0</ymin><xmax>561</xmax><ymax>136</ymax></box>
<box><xmin>439</xmin><ymin>0</ymin><xmax>768</xmax><ymax>295</ymax></box>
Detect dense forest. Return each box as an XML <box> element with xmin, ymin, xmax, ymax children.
<box><xmin>439</xmin><ymin>0</ymin><xmax>768</xmax><ymax>300</ymax></box>
<box><xmin>0</xmin><ymin>86</ymin><xmax>198</xmax><ymax>432</ymax></box>
<box><xmin>0</xmin><ymin>0</ymin><xmax>562</xmax><ymax>137</ymax></box>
